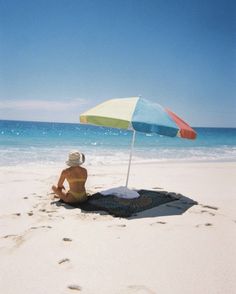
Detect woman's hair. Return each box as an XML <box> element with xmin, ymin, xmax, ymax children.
<box><xmin>81</xmin><ymin>153</ymin><xmax>85</xmax><ymax>163</ymax></box>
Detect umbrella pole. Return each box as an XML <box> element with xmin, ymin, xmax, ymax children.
<box><xmin>125</xmin><ymin>130</ymin><xmax>136</xmax><ymax>187</ymax></box>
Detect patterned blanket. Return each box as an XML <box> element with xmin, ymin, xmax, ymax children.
<box><xmin>71</xmin><ymin>189</ymin><xmax>180</xmax><ymax>217</ymax></box>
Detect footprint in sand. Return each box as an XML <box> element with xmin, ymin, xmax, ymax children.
<box><xmin>46</xmin><ymin>210</ymin><xmax>57</xmax><ymax>213</ymax></box>
<box><xmin>30</xmin><ymin>225</ymin><xmax>52</xmax><ymax>230</ymax></box>
<box><xmin>200</xmin><ymin>210</ymin><xmax>215</xmax><ymax>216</ymax></box>
<box><xmin>58</xmin><ymin>258</ymin><xmax>70</xmax><ymax>265</ymax></box>
<box><xmin>3</xmin><ymin>234</ymin><xmax>18</xmax><ymax>239</ymax></box>
<box><xmin>196</xmin><ymin>223</ymin><xmax>213</xmax><ymax>228</ymax></box>
<box><xmin>63</xmin><ymin>237</ymin><xmax>72</xmax><ymax>242</ymax></box>
<box><xmin>67</xmin><ymin>284</ymin><xmax>82</xmax><ymax>291</ymax></box>
<box><xmin>38</xmin><ymin>208</ymin><xmax>56</xmax><ymax>214</ymax></box>
<box><xmin>2</xmin><ymin>225</ymin><xmax>52</xmax><ymax>250</ymax></box>
<box><xmin>13</xmin><ymin>235</ymin><xmax>25</xmax><ymax>247</ymax></box>
<box><xmin>108</xmin><ymin>224</ymin><xmax>126</xmax><ymax>228</ymax></box>
<box><xmin>12</xmin><ymin>213</ymin><xmax>21</xmax><ymax>216</ymax></box>
<box><xmin>150</xmin><ymin>221</ymin><xmax>166</xmax><ymax>225</ymax></box>
<box><xmin>2</xmin><ymin>234</ymin><xmax>25</xmax><ymax>248</ymax></box>
<box><xmin>201</xmin><ymin>204</ymin><xmax>218</xmax><ymax>210</ymax></box>
<box><xmin>31</xmin><ymin>193</ymin><xmax>43</xmax><ymax>198</ymax></box>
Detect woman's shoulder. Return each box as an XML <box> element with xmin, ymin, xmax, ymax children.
<box><xmin>61</xmin><ymin>167</ymin><xmax>71</xmax><ymax>175</ymax></box>
<box><xmin>68</xmin><ymin>166</ymin><xmax>87</xmax><ymax>173</ymax></box>
<box><xmin>76</xmin><ymin>166</ymin><xmax>87</xmax><ymax>174</ymax></box>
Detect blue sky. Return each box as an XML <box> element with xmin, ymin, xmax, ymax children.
<box><xmin>0</xmin><ymin>0</ymin><xmax>235</xmax><ymax>126</ymax></box>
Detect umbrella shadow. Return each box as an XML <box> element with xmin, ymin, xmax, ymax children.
<box><xmin>51</xmin><ymin>190</ymin><xmax>198</xmax><ymax>219</ymax></box>
<box><xmin>129</xmin><ymin>195</ymin><xmax>197</xmax><ymax>219</ymax></box>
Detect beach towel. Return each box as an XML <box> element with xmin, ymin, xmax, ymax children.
<box><xmin>70</xmin><ymin>189</ymin><xmax>180</xmax><ymax>217</ymax></box>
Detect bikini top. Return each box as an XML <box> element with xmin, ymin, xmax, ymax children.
<box><xmin>67</xmin><ymin>178</ymin><xmax>86</xmax><ymax>184</ymax></box>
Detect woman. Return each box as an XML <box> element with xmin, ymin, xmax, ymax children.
<box><xmin>52</xmin><ymin>150</ymin><xmax>88</xmax><ymax>203</ymax></box>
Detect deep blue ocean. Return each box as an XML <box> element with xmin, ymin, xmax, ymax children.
<box><xmin>0</xmin><ymin>120</ymin><xmax>235</xmax><ymax>166</ymax></box>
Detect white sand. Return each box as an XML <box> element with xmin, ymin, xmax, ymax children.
<box><xmin>0</xmin><ymin>161</ymin><xmax>236</xmax><ymax>294</ymax></box>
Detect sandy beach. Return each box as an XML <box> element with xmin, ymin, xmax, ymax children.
<box><xmin>1</xmin><ymin>0</ymin><xmax>235</xmax><ymax>292</ymax></box>
<box><xmin>0</xmin><ymin>161</ymin><xmax>235</xmax><ymax>294</ymax></box>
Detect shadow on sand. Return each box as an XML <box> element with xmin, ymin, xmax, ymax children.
<box><xmin>52</xmin><ymin>189</ymin><xmax>198</xmax><ymax>219</ymax></box>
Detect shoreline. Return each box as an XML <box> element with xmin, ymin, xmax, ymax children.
<box><xmin>1</xmin><ymin>157</ymin><xmax>236</xmax><ymax>168</ymax></box>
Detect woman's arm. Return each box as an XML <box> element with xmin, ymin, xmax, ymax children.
<box><xmin>57</xmin><ymin>170</ymin><xmax>66</xmax><ymax>190</ymax></box>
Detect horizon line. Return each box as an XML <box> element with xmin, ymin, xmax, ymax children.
<box><xmin>0</xmin><ymin>118</ymin><xmax>235</xmax><ymax>129</ymax></box>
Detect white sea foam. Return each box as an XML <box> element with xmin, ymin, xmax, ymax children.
<box><xmin>0</xmin><ymin>145</ymin><xmax>235</xmax><ymax>167</ymax></box>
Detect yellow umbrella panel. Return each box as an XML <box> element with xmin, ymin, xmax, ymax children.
<box><xmin>80</xmin><ymin>97</ymin><xmax>139</xmax><ymax>130</ymax></box>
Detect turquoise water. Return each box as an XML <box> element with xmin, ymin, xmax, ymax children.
<box><xmin>0</xmin><ymin>120</ymin><xmax>236</xmax><ymax>166</ymax></box>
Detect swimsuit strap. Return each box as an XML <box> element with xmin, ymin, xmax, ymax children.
<box><xmin>68</xmin><ymin>178</ymin><xmax>86</xmax><ymax>184</ymax></box>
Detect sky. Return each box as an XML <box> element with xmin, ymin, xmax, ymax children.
<box><xmin>0</xmin><ymin>0</ymin><xmax>235</xmax><ymax>127</ymax></box>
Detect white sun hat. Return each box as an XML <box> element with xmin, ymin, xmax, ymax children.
<box><xmin>66</xmin><ymin>151</ymin><xmax>85</xmax><ymax>166</ymax></box>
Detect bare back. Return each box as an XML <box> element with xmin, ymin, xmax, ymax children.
<box><xmin>64</xmin><ymin>166</ymin><xmax>87</xmax><ymax>193</ymax></box>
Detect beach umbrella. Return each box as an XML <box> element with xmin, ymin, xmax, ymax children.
<box><xmin>80</xmin><ymin>97</ymin><xmax>197</xmax><ymax>187</ymax></box>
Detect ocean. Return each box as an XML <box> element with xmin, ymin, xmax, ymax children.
<box><xmin>0</xmin><ymin>120</ymin><xmax>236</xmax><ymax>167</ymax></box>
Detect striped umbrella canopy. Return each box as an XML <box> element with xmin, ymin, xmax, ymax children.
<box><xmin>80</xmin><ymin>97</ymin><xmax>197</xmax><ymax>186</ymax></box>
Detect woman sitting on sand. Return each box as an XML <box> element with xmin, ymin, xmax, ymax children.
<box><xmin>52</xmin><ymin>151</ymin><xmax>88</xmax><ymax>204</ymax></box>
